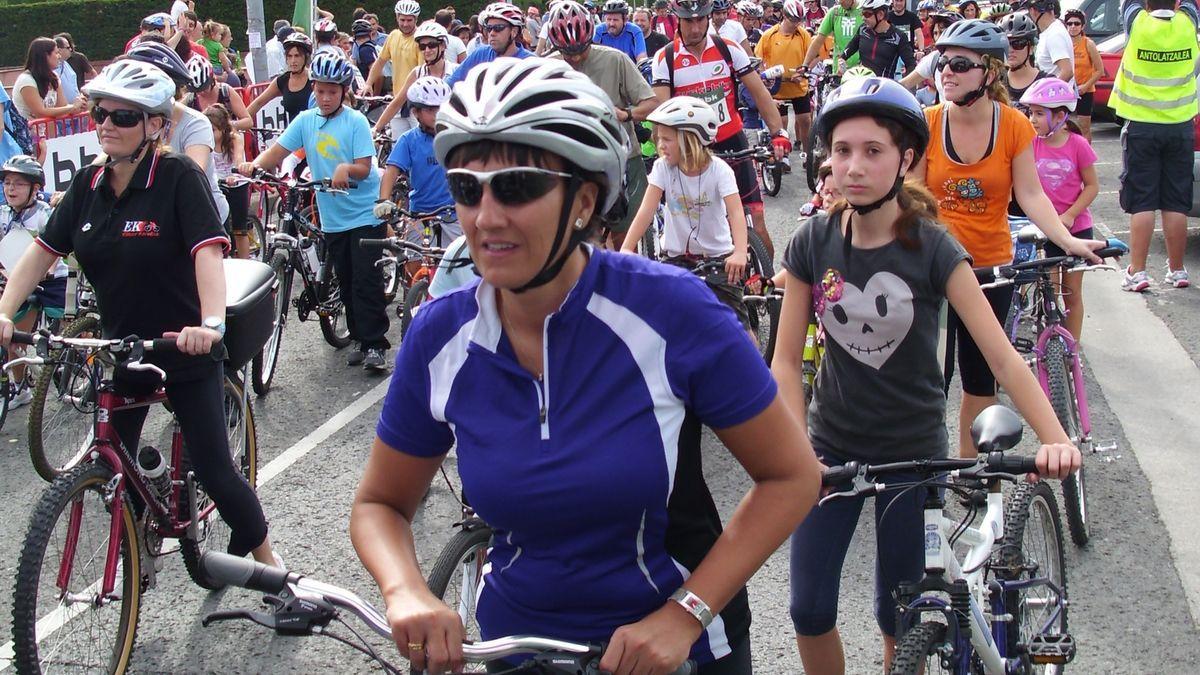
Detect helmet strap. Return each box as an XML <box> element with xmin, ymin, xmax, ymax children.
<box><xmin>1041</xmin><ymin>109</ymin><xmax>1068</xmax><ymax>137</ymax></box>
<box><xmin>513</xmin><ymin>176</ymin><xmax>589</xmax><ymax>294</ymax></box>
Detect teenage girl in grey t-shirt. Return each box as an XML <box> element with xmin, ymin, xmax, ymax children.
<box><xmin>770</xmin><ymin>77</ymin><xmax>1081</xmax><ymax>672</ymax></box>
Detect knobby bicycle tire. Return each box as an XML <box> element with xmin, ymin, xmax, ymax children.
<box><xmin>639</xmin><ymin>224</ymin><xmax>657</xmax><ymax>260</ymax></box>
<box><xmin>422</xmin><ymin>524</ymin><xmax>493</xmax><ymax>675</ymax></box>
<box><xmin>382</xmin><ymin>251</ymin><xmax>401</xmax><ymax>304</ymax></box>
<box><xmin>760</xmin><ymin>157</ymin><xmax>783</xmax><ymax>197</ymax></box>
<box><xmin>759</xmin><ymin>295</ymin><xmax>782</xmax><ymax>366</ymax></box>
<box><xmin>28</xmin><ymin>314</ymin><xmax>103</xmax><ymax>482</ymax></box>
<box><xmin>1045</xmin><ymin>338</ymin><xmax>1089</xmax><ymax>546</ymax></box>
<box><xmin>246</xmin><ymin>215</ymin><xmax>268</xmax><ymax>263</ymax></box>
<box><xmin>804</xmin><ymin>128</ymin><xmax>825</xmax><ymax>194</ymax></box>
<box><xmin>0</xmin><ymin>348</ymin><xmax>9</xmax><ymax>433</ymax></box>
<box><xmin>997</xmin><ymin>481</ymin><xmax>1069</xmax><ymax>675</ymax></box>
<box><xmin>180</xmin><ymin>373</ymin><xmax>259</xmax><ymax>590</ymax></box>
<box><xmin>252</xmin><ymin>250</ymin><xmax>292</xmax><ymax>396</ymax></box>
<box><xmin>889</xmin><ymin>621</ymin><xmax>952</xmax><ymax>675</ymax></box>
<box><xmin>318</xmin><ymin>266</ymin><xmax>353</xmax><ymax>349</ymax></box>
<box><xmin>400</xmin><ymin>278</ymin><xmax>431</xmax><ymax>340</ymax></box>
<box><xmin>747</xmin><ymin>228</ymin><xmax>774</xmax><ymax>279</ymax></box>
<box><xmin>12</xmin><ymin>462</ymin><xmax>142</xmax><ymax>674</ymax></box>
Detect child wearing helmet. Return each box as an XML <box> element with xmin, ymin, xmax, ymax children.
<box><xmin>775</xmin><ymin>76</ymin><xmax>1081</xmax><ymax>673</ymax></box>
<box><xmin>621</xmin><ymin>96</ymin><xmax>754</xmax><ymax>332</ymax></box>
<box><xmin>0</xmin><ymin>154</ymin><xmax>67</xmax><ymax>405</ymax></box>
<box><xmin>240</xmin><ymin>52</ymin><xmax>391</xmax><ymax>371</ymax></box>
<box><xmin>375</xmin><ymin>76</ymin><xmax>461</xmax><ymax>245</ymax></box>
<box><xmin>1020</xmin><ymin>77</ymin><xmax>1097</xmax><ymax>340</ymax></box>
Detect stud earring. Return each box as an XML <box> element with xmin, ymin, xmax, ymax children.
<box><xmin>573</xmin><ymin>217</ymin><xmax>585</xmax><ymax>230</ymax></box>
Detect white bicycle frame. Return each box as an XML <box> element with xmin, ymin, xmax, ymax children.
<box><xmin>916</xmin><ymin>484</ymin><xmax>1010</xmax><ymax>674</ymax></box>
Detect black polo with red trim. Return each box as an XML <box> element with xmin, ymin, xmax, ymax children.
<box><xmin>39</xmin><ymin>151</ymin><xmax>229</xmax><ymax>376</ymax></box>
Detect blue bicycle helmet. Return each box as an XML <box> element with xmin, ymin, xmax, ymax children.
<box><xmin>309</xmin><ymin>51</ymin><xmax>356</xmax><ymax>86</ymax></box>
<box><xmin>124</xmin><ymin>41</ymin><xmax>191</xmax><ymax>88</ymax></box>
<box><xmin>712</xmin><ymin>0</ymin><xmax>732</xmax><ymax>10</ymax></box>
<box><xmin>814</xmin><ymin>77</ymin><xmax>929</xmax><ymax>158</ymax></box>
<box><xmin>637</xmin><ymin>57</ymin><xmax>654</xmax><ymax>86</ymax></box>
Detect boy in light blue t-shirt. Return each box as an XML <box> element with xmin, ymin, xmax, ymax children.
<box><xmin>241</xmin><ymin>52</ymin><xmax>391</xmax><ymax>371</ymax></box>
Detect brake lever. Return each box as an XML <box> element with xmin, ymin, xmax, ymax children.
<box><xmin>818</xmin><ymin>470</ymin><xmax>881</xmax><ymax>507</ymax></box>
<box><xmin>202</xmin><ymin>608</ymin><xmax>281</xmax><ymax>631</ymax></box>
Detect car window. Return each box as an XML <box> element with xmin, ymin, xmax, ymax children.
<box><xmin>1084</xmin><ymin>0</ymin><xmax>1119</xmax><ymax>35</ymax></box>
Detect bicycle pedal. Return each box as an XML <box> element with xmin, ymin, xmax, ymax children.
<box><xmin>1028</xmin><ymin>633</ymin><xmax>1075</xmax><ymax>664</ymax></box>
<box><xmin>1093</xmin><ymin>440</ymin><xmax>1118</xmax><ymax>453</ymax></box>
<box><xmin>1013</xmin><ymin>337</ymin><xmax>1036</xmax><ymax>352</ymax></box>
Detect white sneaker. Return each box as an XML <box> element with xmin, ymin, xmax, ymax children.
<box><xmin>1163</xmin><ymin>267</ymin><xmax>1190</xmax><ymax>288</ymax></box>
<box><xmin>9</xmin><ymin>386</ymin><xmax>33</xmax><ymax>410</ymax></box>
<box><xmin>1121</xmin><ymin>266</ymin><xmax>1151</xmax><ymax>292</ymax></box>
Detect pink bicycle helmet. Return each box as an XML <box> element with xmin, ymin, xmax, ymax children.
<box><xmin>546</xmin><ymin>1</ymin><xmax>595</xmax><ymax>53</ymax></box>
<box><xmin>1019</xmin><ymin>76</ymin><xmax>1077</xmax><ymax>112</ymax></box>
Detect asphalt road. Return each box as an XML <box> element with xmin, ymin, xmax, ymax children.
<box><xmin>1</xmin><ymin>119</ymin><xmax>1198</xmax><ymax>674</ymax></box>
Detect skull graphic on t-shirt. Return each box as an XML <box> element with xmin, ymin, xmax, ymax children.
<box><xmin>816</xmin><ymin>269</ymin><xmax>915</xmax><ymax>370</ymax></box>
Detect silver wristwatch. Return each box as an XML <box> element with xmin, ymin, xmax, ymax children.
<box><xmin>669</xmin><ymin>588</ymin><xmax>713</xmax><ymax>629</ymax></box>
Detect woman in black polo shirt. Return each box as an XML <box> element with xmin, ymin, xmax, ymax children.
<box><xmin>0</xmin><ymin>61</ymin><xmax>281</xmax><ymax>569</ymax></box>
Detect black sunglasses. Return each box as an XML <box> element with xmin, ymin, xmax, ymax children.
<box><xmin>417</xmin><ymin>40</ymin><xmax>441</xmax><ymax>49</ymax></box>
<box><xmin>1009</xmin><ymin>38</ymin><xmax>1033</xmax><ymax>49</ymax></box>
<box><xmin>1065</xmin><ymin>20</ymin><xmax>1083</xmax><ymax>26</ymax></box>
<box><xmin>483</xmin><ymin>23</ymin><xmax>511</xmax><ymax>33</ymax></box>
<box><xmin>446</xmin><ymin>167</ymin><xmax>573</xmax><ymax>207</ymax></box>
<box><xmin>937</xmin><ymin>55</ymin><xmax>986</xmax><ymax>73</ymax></box>
<box><xmin>91</xmin><ymin>106</ymin><xmax>144</xmax><ymax>128</ymax></box>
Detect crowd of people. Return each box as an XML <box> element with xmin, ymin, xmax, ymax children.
<box><xmin>0</xmin><ymin>0</ymin><xmax>1196</xmax><ymax>672</ymax></box>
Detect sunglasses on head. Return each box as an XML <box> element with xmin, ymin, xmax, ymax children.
<box><xmin>417</xmin><ymin>40</ymin><xmax>441</xmax><ymax>49</ymax></box>
<box><xmin>937</xmin><ymin>55</ymin><xmax>986</xmax><ymax>73</ymax></box>
<box><xmin>446</xmin><ymin>167</ymin><xmax>573</xmax><ymax>207</ymax></box>
<box><xmin>483</xmin><ymin>23</ymin><xmax>511</xmax><ymax>33</ymax></box>
<box><xmin>1009</xmin><ymin>38</ymin><xmax>1033</xmax><ymax>49</ymax></box>
<box><xmin>91</xmin><ymin>106</ymin><xmax>144</xmax><ymax>128</ymax></box>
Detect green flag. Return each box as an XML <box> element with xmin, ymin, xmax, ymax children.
<box><xmin>293</xmin><ymin>0</ymin><xmax>313</xmax><ymax>35</ymax></box>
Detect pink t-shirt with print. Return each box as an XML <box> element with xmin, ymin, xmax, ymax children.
<box><xmin>1032</xmin><ymin>132</ymin><xmax>1097</xmax><ymax>234</ymax></box>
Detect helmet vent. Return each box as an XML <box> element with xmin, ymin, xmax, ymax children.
<box><xmin>535</xmin><ymin>122</ymin><xmax>607</xmax><ymax>151</ymax></box>
<box><xmin>508</xmin><ymin>89</ymin><xmax>574</xmax><ymax>116</ymax></box>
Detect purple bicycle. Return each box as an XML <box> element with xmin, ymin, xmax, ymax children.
<box><xmin>978</xmin><ymin>228</ymin><xmax>1127</xmax><ymax>546</ymax></box>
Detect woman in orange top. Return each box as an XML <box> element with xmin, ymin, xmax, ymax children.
<box><xmin>917</xmin><ymin>20</ymin><xmax>1101</xmax><ymax>460</ymax></box>
<box><xmin>1064</xmin><ymin>9</ymin><xmax>1104</xmax><ymax>141</ymax></box>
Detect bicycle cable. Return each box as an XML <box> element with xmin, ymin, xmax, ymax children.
<box><xmin>326</xmin><ymin>616</ymin><xmax>404</xmax><ymax>674</ymax></box>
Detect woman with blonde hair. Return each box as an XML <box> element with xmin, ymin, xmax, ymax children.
<box><xmin>917</xmin><ymin>18</ymin><xmax>1102</xmax><ymax>460</ymax></box>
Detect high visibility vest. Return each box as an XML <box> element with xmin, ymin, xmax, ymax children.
<box><xmin>1112</xmin><ymin>11</ymin><xmax>1199</xmax><ymax>124</ymax></box>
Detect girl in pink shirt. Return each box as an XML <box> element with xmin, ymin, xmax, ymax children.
<box><xmin>1020</xmin><ymin>77</ymin><xmax>1099</xmax><ymax>342</ymax></box>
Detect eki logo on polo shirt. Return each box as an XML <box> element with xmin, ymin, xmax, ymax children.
<box><xmin>122</xmin><ymin>220</ymin><xmax>161</xmax><ymax>237</ymax></box>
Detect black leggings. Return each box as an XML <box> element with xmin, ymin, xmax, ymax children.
<box><xmin>944</xmin><ymin>282</ymin><xmax>1012</xmax><ymax>397</ymax></box>
<box><xmin>222</xmin><ymin>182</ymin><xmax>251</xmax><ymax>235</ymax></box>
<box><xmin>484</xmin><ymin>637</ymin><xmax>752</xmax><ymax>674</ymax></box>
<box><xmin>112</xmin><ymin>363</ymin><xmax>267</xmax><ymax>557</ymax></box>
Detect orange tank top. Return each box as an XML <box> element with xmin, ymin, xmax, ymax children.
<box><xmin>1073</xmin><ymin>36</ymin><xmax>1096</xmax><ymax>93</ymax></box>
<box><xmin>923</xmin><ymin>102</ymin><xmax>1037</xmax><ymax>267</ymax></box>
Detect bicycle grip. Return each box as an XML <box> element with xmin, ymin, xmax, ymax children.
<box><xmin>985</xmin><ymin>453</ymin><xmax>1039</xmax><ymax>476</ymax></box>
<box><xmin>821</xmin><ymin>462</ymin><xmax>860</xmax><ymax>487</ymax></box>
<box><xmin>200</xmin><ymin>551</ymin><xmax>293</xmax><ymax>594</ymax></box>
<box><xmin>359</xmin><ymin>238</ymin><xmax>391</xmax><ymax>248</ymax></box>
<box><xmin>9</xmin><ymin>331</ymin><xmax>36</xmax><ymax>346</ymax></box>
<box><xmin>148</xmin><ymin>337</ymin><xmax>226</xmax><ymax>360</ymax></box>
<box><xmin>1093</xmin><ymin>246</ymin><xmax>1127</xmax><ymax>260</ymax></box>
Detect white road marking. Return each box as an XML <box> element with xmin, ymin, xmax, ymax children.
<box><xmin>0</xmin><ymin>378</ymin><xmax>393</xmax><ymax>671</ymax></box>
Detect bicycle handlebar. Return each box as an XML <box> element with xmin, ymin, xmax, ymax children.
<box><xmin>236</xmin><ymin>169</ymin><xmax>357</xmax><ymax>192</ymax></box>
<box><xmin>393</xmin><ymin>203</ymin><xmax>457</xmax><ymax>221</ymax></box>
<box><xmin>199</xmin><ymin>552</ymin><xmax>697</xmax><ymax>675</ymax></box>
<box><xmin>820</xmin><ymin>452</ymin><xmax>1040</xmax><ymax>504</ymax></box>
<box><xmin>975</xmin><ymin>246</ymin><xmax>1126</xmax><ymax>287</ymax></box>
<box><xmin>359</xmin><ymin>237</ymin><xmax>447</xmax><ymax>257</ymax></box>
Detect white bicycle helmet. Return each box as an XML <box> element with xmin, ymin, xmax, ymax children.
<box><xmin>408</xmin><ymin>75</ymin><xmax>452</xmax><ymax>107</ymax></box>
<box><xmin>480</xmin><ymin>2</ymin><xmax>528</xmax><ymax>27</ymax></box>
<box><xmin>313</xmin><ymin>17</ymin><xmax>337</xmax><ymax>34</ymax></box>
<box><xmin>545</xmin><ymin>1</ymin><xmax>595</xmax><ymax>53</ymax></box>
<box><xmin>185</xmin><ymin>53</ymin><xmax>214</xmax><ymax>92</ymax></box>
<box><xmin>861</xmin><ymin>0</ymin><xmax>890</xmax><ymax>13</ymax></box>
<box><xmin>736</xmin><ymin>1</ymin><xmax>764</xmax><ymax>18</ymax></box>
<box><xmin>394</xmin><ymin>0</ymin><xmax>422</xmax><ymax>16</ymax></box>
<box><xmin>781</xmin><ymin>0</ymin><xmax>805</xmax><ymax>21</ymax></box>
<box><xmin>647</xmin><ymin>96</ymin><xmax>720</xmax><ymax>146</ymax></box>
<box><xmin>84</xmin><ymin>60</ymin><xmax>177</xmax><ymax>118</ymax></box>
<box><xmin>435</xmin><ymin>57</ymin><xmax>627</xmax><ymax>212</ymax></box>
<box><xmin>413</xmin><ymin>21</ymin><xmax>450</xmax><ymax>43</ymax></box>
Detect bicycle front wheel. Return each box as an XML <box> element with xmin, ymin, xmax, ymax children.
<box><xmin>1044</xmin><ymin>338</ymin><xmax>1089</xmax><ymax>546</ymax></box>
<box><xmin>889</xmin><ymin>621</ymin><xmax>953</xmax><ymax>674</ymax></box>
<box><xmin>997</xmin><ymin>481</ymin><xmax>1069</xmax><ymax>674</ymax></box>
<box><xmin>422</xmin><ymin>523</ymin><xmax>492</xmax><ymax>674</ymax></box>
<box><xmin>28</xmin><ymin>314</ymin><xmax>104</xmax><ymax>482</ymax></box>
<box><xmin>760</xmin><ymin>158</ymin><xmax>783</xmax><ymax>197</ymax></box>
<box><xmin>180</xmin><ymin>373</ymin><xmax>259</xmax><ymax>590</ymax></box>
<box><xmin>252</xmin><ymin>250</ymin><xmax>292</xmax><ymax>396</ymax></box>
<box><xmin>400</xmin><ymin>278</ymin><xmax>431</xmax><ymax>340</ymax></box>
<box><xmin>245</xmin><ymin>215</ymin><xmax>268</xmax><ymax>262</ymax></box>
<box><xmin>12</xmin><ymin>462</ymin><xmax>142</xmax><ymax>674</ymax></box>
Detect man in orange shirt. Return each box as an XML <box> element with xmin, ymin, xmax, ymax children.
<box><xmin>757</xmin><ymin>0</ymin><xmax>813</xmax><ymax>155</ymax></box>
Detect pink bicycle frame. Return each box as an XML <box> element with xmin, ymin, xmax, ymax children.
<box><xmin>1034</xmin><ymin>325</ymin><xmax>1093</xmax><ymax>439</ymax></box>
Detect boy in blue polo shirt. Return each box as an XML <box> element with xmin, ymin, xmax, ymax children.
<box><xmin>373</xmin><ymin>76</ymin><xmax>460</xmax><ymax>246</ymax></box>
<box><xmin>241</xmin><ymin>52</ymin><xmax>391</xmax><ymax>371</ymax></box>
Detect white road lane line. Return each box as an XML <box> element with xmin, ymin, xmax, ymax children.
<box><xmin>0</xmin><ymin>378</ymin><xmax>393</xmax><ymax>671</ymax></box>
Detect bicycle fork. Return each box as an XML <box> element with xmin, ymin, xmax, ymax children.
<box><xmin>58</xmin><ymin>467</ymin><xmax>127</xmax><ymax>604</ymax></box>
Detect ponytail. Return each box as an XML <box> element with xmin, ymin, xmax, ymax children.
<box><xmin>894</xmin><ymin>179</ymin><xmax>939</xmax><ymax>249</ymax></box>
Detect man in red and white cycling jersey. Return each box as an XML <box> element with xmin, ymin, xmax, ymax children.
<box><xmin>652</xmin><ymin>0</ymin><xmax>793</xmax><ymax>258</ymax></box>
